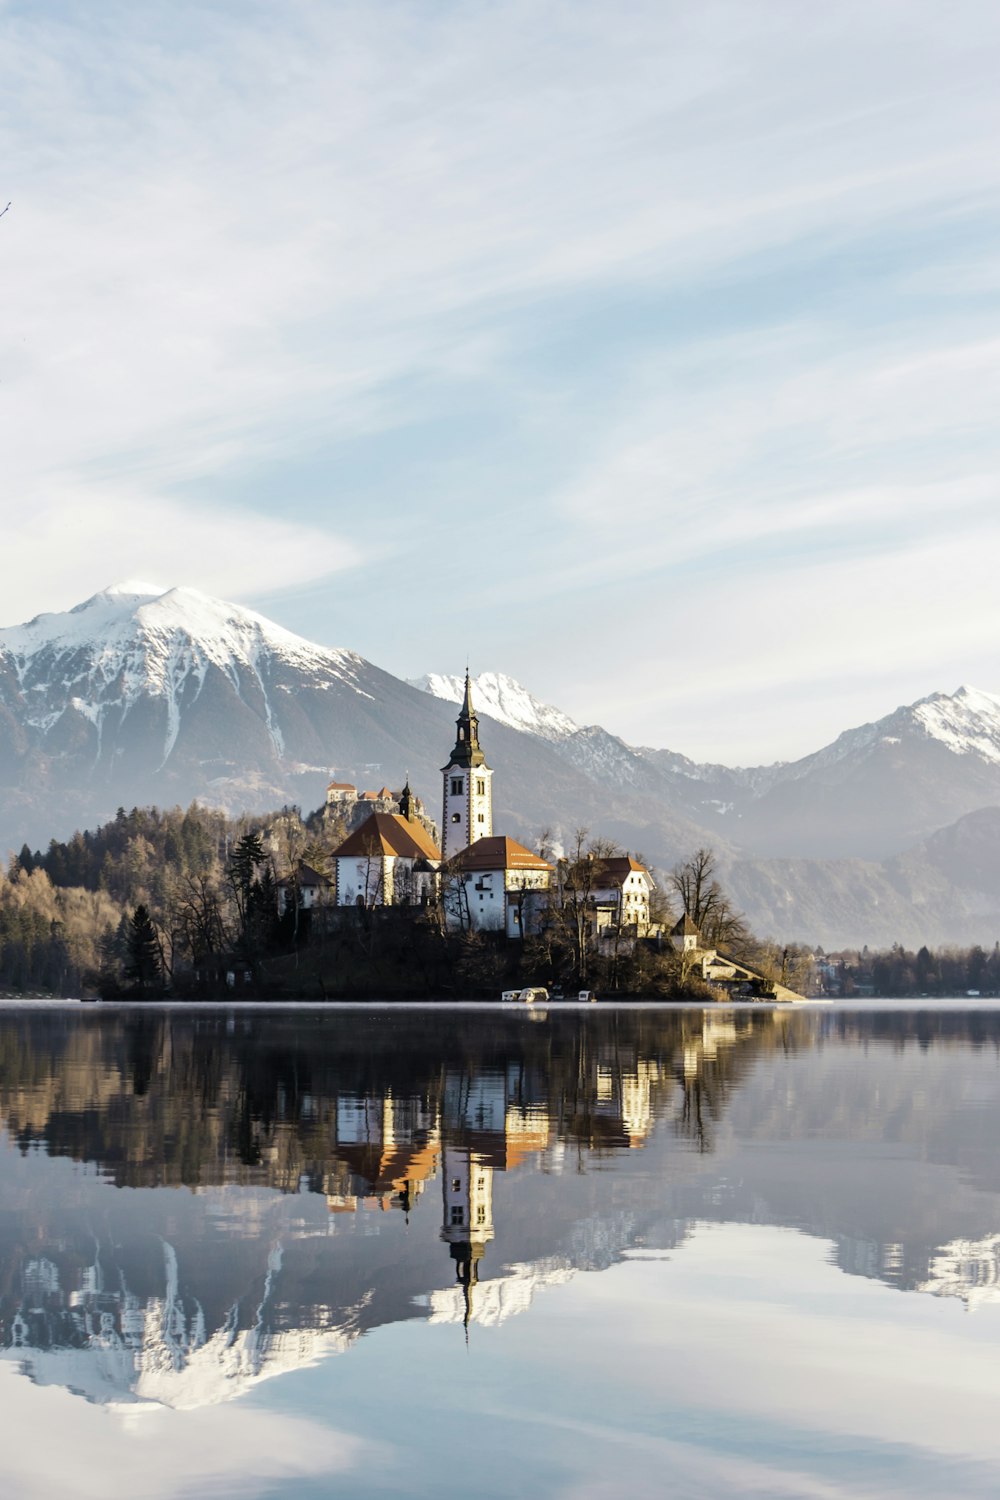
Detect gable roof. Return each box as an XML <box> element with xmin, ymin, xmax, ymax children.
<box><xmin>333</xmin><ymin>812</ymin><xmax>442</xmax><ymax>862</ymax></box>
<box><xmin>456</xmin><ymin>836</ymin><xmax>553</xmax><ymax>874</ymax></box>
<box><xmin>591</xmin><ymin>856</ymin><xmax>652</xmax><ymax>887</ymax></box>
<box><xmin>671</xmin><ymin>913</ymin><xmax>700</xmax><ymax>937</ymax></box>
<box><xmin>276</xmin><ymin>860</ymin><xmax>331</xmax><ymax>890</ymax></box>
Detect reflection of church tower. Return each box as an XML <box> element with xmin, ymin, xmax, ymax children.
<box><xmin>441</xmin><ymin>673</ymin><xmax>493</xmax><ymax>860</ymax></box>
<box><xmin>440</xmin><ymin>1146</ymin><xmax>494</xmax><ymax>1326</ymax></box>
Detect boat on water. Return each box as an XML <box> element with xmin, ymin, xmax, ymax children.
<box><xmin>501</xmin><ymin>988</ymin><xmax>597</xmax><ymax>1004</ymax></box>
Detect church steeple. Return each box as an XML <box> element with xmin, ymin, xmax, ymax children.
<box><xmin>449</xmin><ymin>672</ymin><xmax>486</xmax><ymax>769</ymax></box>
<box><xmin>441</xmin><ymin>671</ymin><xmax>493</xmax><ymax>859</ymax></box>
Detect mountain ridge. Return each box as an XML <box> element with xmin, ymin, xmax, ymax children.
<box><xmin>2</xmin><ymin>583</ymin><xmax>999</xmax><ymax>947</ymax></box>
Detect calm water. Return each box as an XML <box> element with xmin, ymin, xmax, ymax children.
<box><xmin>1</xmin><ymin>1002</ymin><xmax>999</xmax><ymax>1499</ymax></box>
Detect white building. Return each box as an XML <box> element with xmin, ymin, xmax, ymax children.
<box><xmin>447</xmin><ymin>835</ymin><xmax>553</xmax><ymax>937</ymax></box>
<box><xmin>441</xmin><ymin>674</ymin><xmax>493</xmax><ymax>860</ymax></box>
<box><xmin>589</xmin><ymin>856</ymin><xmax>655</xmax><ymax>934</ymax></box>
<box><xmin>276</xmin><ymin>861</ymin><xmax>333</xmax><ymax>915</ymax></box>
<box><xmin>325</xmin><ymin>781</ymin><xmax>359</xmax><ymax>808</ymax></box>
<box><xmin>331</xmin><ymin>789</ymin><xmax>442</xmax><ymax>908</ymax></box>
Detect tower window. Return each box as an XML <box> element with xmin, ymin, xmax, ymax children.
<box><xmin>476</xmin><ymin>779</ymin><xmax>485</xmax><ymax>795</ymax></box>
<box><xmin>477</xmin><ymin>813</ymin><xmax>485</xmax><ymax>823</ymax></box>
<box><xmin>451</xmin><ymin>777</ymin><xmax>463</xmax><ymax>795</ymax></box>
<box><xmin>451</xmin><ymin>813</ymin><xmax>461</xmax><ymax>824</ymax></box>
<box><xmin>450</xmin><ymin>1206</ymin><xmax>464</xmax><ymax>1226</ymax></box>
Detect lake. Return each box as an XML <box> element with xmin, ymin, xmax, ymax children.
<box><xmin>1</xmin><ymin>1002</ymin><xmax>999</xmax><ymax>1498</ymax></box>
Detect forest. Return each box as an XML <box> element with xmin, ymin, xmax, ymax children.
<box><xmin>0</xmin><ymin>805</ymin><xmax>733</xmax><ymax>998</ymax></box>
<box><xmin>3</xmin><ymin>802</ymin><xmax>994</xmax><ymax>1000</ymax></box>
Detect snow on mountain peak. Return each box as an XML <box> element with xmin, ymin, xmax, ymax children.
<box><xmin>0</xmin><ymin>585</ymin><xmax>368</xmax><ymax>769</ymax></box>
<box><xmin>911</xmin><ymin>684</ymin><xmax>1000</xmax><ymax>764</ymax></box>
<box><xmin>411</xmin><ymin>671</ymin><xmax>579</xmax><ymax>742</ymax></box>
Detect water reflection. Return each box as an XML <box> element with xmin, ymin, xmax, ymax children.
<box><xmin>1</xmin><ymin>1004</ymin><xmax>999</xmax><ymax>1420</ymax></box>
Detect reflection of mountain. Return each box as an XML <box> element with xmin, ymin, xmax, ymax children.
<box><xmin>420</xmin><ymin>1258</ymin><xmax>575</xmax><ymax>1327</ymax></box>
<box><xmin>2</xmin><ymin>1006</ymin><xmax>1000</xmax><ymax>1410</ymax></box>
<box><xmin>920</xmin><ymin>1235</ymin><xmax>1000</xmax><ymax>1309</ymax></box>
<box><xmin>4</xmin><ymin>1240</ymin><xmax>365</xmax><ymax>1410</ymax></box>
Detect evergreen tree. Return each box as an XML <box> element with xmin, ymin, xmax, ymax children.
<box><xmin>125</xmin><ymin>904</ymin><xmax>162</xmax><ymax>993</ymax></box>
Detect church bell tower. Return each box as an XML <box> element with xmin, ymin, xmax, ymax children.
<box><xmin>441</xmin><ymin>673</ymin><xmax>493</xmax><ymax>860</ymax></box>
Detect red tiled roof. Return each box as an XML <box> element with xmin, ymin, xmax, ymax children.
<box><xmin>327</xmin><ymin>781</ymin><xmax>357</xmax><ymax>792</ymax></box>
<box><xmin>456</xmin><ymin>836</ymin><xmax>553</xmax><ymax>873</ymax></box>
<box><xmin>333</xmin><ymin>812</ymin><xmax>442</xmax><ymax>862</ymax></box>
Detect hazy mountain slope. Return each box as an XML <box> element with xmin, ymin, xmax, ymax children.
<box><xmin>729</xmin><ymin>689</ymin><xmax>1000</xmax><ymax>859</ymax></box>
<box><xmin>725</xmin><ymin>807</ymin><xmax>1000</xmax><ymax>949</ymax></box>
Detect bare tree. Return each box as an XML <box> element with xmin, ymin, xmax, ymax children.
<box><xmin>669</xmin><ymin>848</ymin><xmax>750</xmax><ymax>952</ymax></box>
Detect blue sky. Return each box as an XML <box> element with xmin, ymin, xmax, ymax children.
<box><xmin>3</xmin><ymin>0</ymin><xmax>1000</xmax><ymax>762</ymax></box>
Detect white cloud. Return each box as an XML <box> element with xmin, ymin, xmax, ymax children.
<box><xmin>0</xmin><ymin>1364</ymin><xmax>365</xmax><ymax>1500</ymax></box>
<box><xmin>2</xmin><ymin>1</ymin><xmax>1000</xmax><ymax>749</ymax></box>
<box><xmin>0</xmin><ymin>487</ymin><xmax>360</xmax><ymax>625</ymax></box>
<box><xmin>514</xmin><ymin>1224</ymin><xmax>1000</xmax><ymax>1491</ymax></box>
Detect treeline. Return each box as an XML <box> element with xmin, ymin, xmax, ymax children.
<box><xmin>5</xmin><ymin>808</ymin><xmax>801</xmax><ymax>1000</ymax></box>
<box><xmin>822</xmin><ymin>943</ymin><xmax>1000</xmax><ymax>998</ymax></box>
<box><xmin>6</xmin><ymin>803</ymin><xmax>312</xmax><ymax>997</ymax></box>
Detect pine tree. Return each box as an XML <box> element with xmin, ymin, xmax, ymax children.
<box><xmin>125</xmin><ymin>904</ymin><xmax>162</xmax><ymax>993</ymax></box>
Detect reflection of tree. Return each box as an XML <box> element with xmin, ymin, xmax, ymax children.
<box><xmin>0</xmin><ymin>1008</ymin><xmax>825</xmax><ymax>1192</ymax></box>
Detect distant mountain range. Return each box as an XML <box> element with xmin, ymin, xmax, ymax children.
<box><xmin>2</xmin><ymin>582</ymin><xmax>1000</xmax><ymax>948</ymax></box>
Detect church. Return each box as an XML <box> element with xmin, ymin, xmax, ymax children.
<box><xmin>328</xmin><ymin>673</ymin><xmax>554</xmax><ymax>935</ymax></box>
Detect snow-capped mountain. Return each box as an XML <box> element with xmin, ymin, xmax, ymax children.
<box><xmin>0</xmin><ymin>583</ymin><xmax>707</xmax><ymax>867</ymax></box>
<box><xmin>724</xmin><ymin>684</ymin><xmax>1000</xmax><ymax>860</ymax></box>
<box><xmin>2</xmin><ymin>581</ymin><xmax>370</xmax><ymax>769</ymax></box>
<box><xmin>409</xmin><ymin>671</ymin><xmax>579</xmax><ymax>741</ymax></box>
<box><xmin>3</xmin><ymin>582</ymin><xmax>1000</xmax><ymax>945</ymax></box>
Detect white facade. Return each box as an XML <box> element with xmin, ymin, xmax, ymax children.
<box><xmin>442</xmin><ymin>764</ymin><xmax>494</xmax><ymax>859</ymax></box>
<box><xmin>458</xmin><ymin>865</ymin><xmax>550</xmax><ymax>937</ymax></box>
<box><xmin>334</xmin><ymin>851</ymin><xmax>436</xmax><ymax>908</ymax></box>
<box><xmin>330</xmin><ymin>812</ymin><xmax>441</xmax><ymax>908</ymax></box>
<box><xmin>335</xmin><ymin>853</ymin><xmax>393</xmax><ymax>908</ymax></box>
<box><xmin>440</xmin><ymin>673</ymin><xmax>493</xmax><ymax>861</ymax></box>
<box><xmin>590</xmin><ymin>862</ymin><xmax>654</xmax><ymax>933</ymax></box>
<box><xmin>444</xmin><ymin>836</ymin><xmax>553</xmax><ymax>937</ymax></box>
<box><xmin>325</xmin><ymin>781</ymin><xmax>358</xmax><ymax>807</ymax></box>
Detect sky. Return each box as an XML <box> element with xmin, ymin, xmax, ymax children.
<box><xmin>2</xmin><ymin>0</ymin><xmax>1000</xmax><ymax>764</ymax></box>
